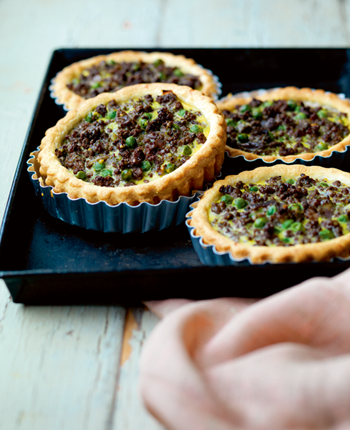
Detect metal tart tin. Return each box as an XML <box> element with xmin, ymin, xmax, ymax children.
<box><xmin>49</xmin><ymin>57</ymin><xmax>222</xmax><ymax>112</ymax></box>
<box><xmin>220</xmin><ymin>88</ymin><xmax>350</xmax><ymax>176</ymax></box>
<box><xmin>185</xmin><ymin>201</ymin><xmax>350</xmax><ymax>267</ymax></box>
<box><xmin>27</xmin><ymin>150</ymin><xmax>199</xmax><ymax>233</ymax></box>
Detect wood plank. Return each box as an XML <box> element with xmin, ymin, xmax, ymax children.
<box><xmin>0</xmin><ymin>283</ymin><xmax>127</xmax><ymax>430</ymax></box>
<box><xmin>111</xmin><ymin>307</ymin><xmax>167</xmax><ymax>430</ymax></box>
<box><xmin>160</xmin><ymin>0</ymin><xmax>350</xmax><ymax>47</ymax></box>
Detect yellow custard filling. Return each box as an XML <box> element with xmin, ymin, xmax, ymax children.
<box><xmin>209</xmin><ymin>174</ymin><xmax>350</xmax><ymax>247</ymax></box>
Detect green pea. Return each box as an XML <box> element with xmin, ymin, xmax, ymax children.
<box><xmin>190</xmin><ymin>125</ymin><xmax>202</xmax><ymax>134</ymax></box>
<box><xmin>121</xmin><ymin>169</ymin><xmax>133</xmax><ymax>181</ymax></box>
<box><xmin>153</xmin><ymin>59</ymin><xmax>164</xmax><ymax>67</ymax></box>
<box><xmin>288</xmin><ymin>203</ymin><xmax>303</xmax><ymax>213</ymax></box>
<box><xmin>282</xmin><ymin>219</ymin><xmax>294</xmax><ymax>230</ymax></box>
<box><xmin>320</xmin><ymin>181</ymin><xmax>329</xmax><ymax>187</ymax></box>
<box><xmin>295</xmin><ymin>112</ymin><xmax>307</xmax><ymax>120</ymax></box>
<box><xmin>107</xmin><ymin>59</ymin><xmax>116</xmax><ymax>66</ymax></box>
<box><xmin>91</xmin><ymin>82</ymin><xmax>101</xmax><ymax>89</ymax></box>
<box><xmin>317</xmin><ymin>109</ymin><xmax>328</xmax><ymax>119</ymax></box>
<box><xmin>225</xmin><ymin>118</ymin><xmax>236</xmax><ymax>127</ymax></box>
<box><xmin>144</xmin><ymin>113</ymin><xmax>153</xmax><ymax>119</ymax></box>
<box><xmin>338</xmin><ymin>215</ymin><xmax>349</xmax><ymax>223</ymax></box>
<box><xmin>252</xmin><ymin>108</ymin><xmax>262</xmax><ymax>119</ymax></box>
<box><xmin>173</xmin><ymin>123</ymin><xmax>181</xmax><ymax>130</ymax></box>
<box><xmin>164</xmin><ymin>163</ymin><xmax>175</xmax><ymax>174</ymax></box>
<box><xmin>316</xmin><ymin>142</ymin><xmax>328</xmax><ymax>151</ymax></box>
<box><xmin>183</xmin><ymin>145</ymin><xmax>192</xmax><ymax>156</ymax></box>
<box><xmin>139</xmin><ymin>119</ymin><xmax>148</xmax><ymax>129</ymax></box>
<box><xmin>262</xmin><ymin>101</ymin><xmax>273</xmax><ymax>108</ymax></box>
<box><xmin>234</xmin><ymin>198</ymin><xmax>248</xmax><ymax>209</ymax></box>
<box><xmin>178</xmin><ymin>109</ymin><xmax>186</xmax><ymax>117</ymax></box>
<box><xmin>238</xmin><ymin>133</ymin><xmax>249</xmax><ymax>143</ymax></box>
<box><xmin>319</xmin><ymin>229</ymin><xmax>335</xmax><ymax>241</ymax></box>
<box><xmin>141</xmin><ymin>160</ymin><xmax>151</xmax><ymax>171</ymax></box>
<box><xmin>132</xmin><ymin>62</ymin><xmax>141</xmax><ymax>71</ymax></box>
<box><xmin>291</xmin><ymin>222</ymin><xmax>303</xmax><ymax>232</ymax></box>
<box><xmin>85</xmin><ymin>112</ymin><xmax>94</xmax><ymax>123</ymax></box>
<box><xmin>93</xmin><ymin>162</ymin><xmax>105</xmax><ymax>171</ymax></box>
<box><xmin>107</xmin><ymin>110</ymin><xmax>117</xmax><ymax>119</ymax></box>
<box><xmin>174</xmin><ymin>69</ymin><xmax>184</xmax><ymax>77</ymax></box>
<box><xmin>101</xmin><ymin>169</ymin><xmax>113</xmax><ymax>177</ymax></box>
<box><xmin>240</xmin><ymin>104</ymin><xmax>252</xmax><ymax>113</ymax></box>
<box><xmin>286</xmin><ymin>178</ymin><xmax>295</xmax><ymax>185</ymax></box>
<box><xmin>287</xmin><ymin>100</ymin><xmax>297</xmax><ymax>110</ymax></box>
<box><xmin>220</xmin><ymin>194</ymin><xmax>233</xmax><ymax>205</ymax></box>
<box><xmin>254</xmin><ymin>217</ymin><xmax>268</xmax><ymax>229</ymax></box>
<box><xmin>76</xmin><ymin>171</ymin><xmax>87</xmax><ymax>180</ymax></box>
<box><xmin>250</xmin><ymin>186</ymin><xmax>259</xmax><ymax>192</ymax></box>
<box><xmin>125</xmin><ymin>136</ymin><xmax>137</xmax><ymax>148</ymax></box>
<box><xmin>267</xmin><ymin>205</ymin><xmax>277</xmax><ymax>216</ymax></box>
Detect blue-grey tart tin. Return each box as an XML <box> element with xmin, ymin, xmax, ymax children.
<box><xmin>220</xmin><ymin>89</ymin><xmax>350</xmax><ymax>176</ymax></box>
<box><xmin>27</xmin><ymin>150</ymin><xmax>198</xmax><ymax>234</ymax></box>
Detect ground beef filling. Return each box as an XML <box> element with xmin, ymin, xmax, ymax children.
<box><xmin>55</xmin><ymin>91</ymin><xmax>208</xmax><ymax>187</ymax></box>
<box><xmin>67</xmin><ymin>59</ymin><xmax>202</xmax><ymax>99</ymax></box>
<box><xmin>222</xmin><ymin>98</ymin><xmax>350</xmax><ymax>156</ymax></box>
<box><xmin>210</xmin><ymin>174</ymin><xmax>350</xmax><ymax>247</ymax></box>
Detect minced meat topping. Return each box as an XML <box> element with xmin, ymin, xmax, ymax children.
<box><xmin>210</xmin><ymin>174</ymin><xmax>350</xmax><ymax>247</ymax></box>
<box><xmin>55</xmin><ymin>91</ymin><xmax>209</xmax><ymax>187</ymax></box>
<box><xmin>67</xmin><ymin>59</ymin><xmax>202</xmax><ymax>99</ymax></box>
<box><xmin>223</xmin><ymin>99</ymin><xmax>350</xmax><ymax>156</ymax></box>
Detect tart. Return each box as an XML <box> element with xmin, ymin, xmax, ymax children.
<box><xmin>51</xmin><ymin>51</ymin><xmax>220</xmax><ymax>110</ymax></box>
<box><xmin>38</xmin><ymin>83</ymin><xmax>226</xmax><ymax>206</ymax></box>
<box><xmin>188</xmin><ymin>165</ymin><xmax>350</xmax><ymax>263</ymax></box>
<box><xmin>217</xmin><ymin>87</ymin><xmax>350</xmax><ymax>163</ymax></box>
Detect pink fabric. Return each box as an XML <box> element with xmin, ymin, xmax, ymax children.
<box><xmin>140</xmin><ymin>268</ymin><xmax>350</xmax><ymax>430</ymax></box>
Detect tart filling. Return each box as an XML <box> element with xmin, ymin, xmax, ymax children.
<box><xmin>56</xmin><ymin>91</ymin><xmax>209</xmax><ymax>187</ymax></box>
<box><xmin>188</xmin><ymin>165</ymin><xmax>350</xmax><ymax>263</ymax></box>
<box><xmin>51</xmin><ymin>51</ymin><xmax>219</xmax><ymax>110</ymax></box>
<box><xmin>210</xmin><ymin>174</ymin><xmax>350</xmax><ymax>247</ymax></box>
<box><xmin>223</xmin><ymin>99</ymin><xmax>350</xmax><ymax>157</ymax></box>
<box><xmin>217</xmin><ymin>87</ymin><xmax>350</xmax><ymax>162</ymax></box>
<box><xmin>67</xmin><ymin>58</ymin><xmax>203</xmax><ymax>99</ymax></box>
<box><xmin>38</xmin><ymin>83</ymin><xmax>226</xmax><ymax>205</ymax></box>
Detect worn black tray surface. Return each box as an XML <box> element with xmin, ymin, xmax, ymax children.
<box><xmin>1</xmin><ymin>48</ymin><xmax>350</xmax><ymax>304</ymax></box>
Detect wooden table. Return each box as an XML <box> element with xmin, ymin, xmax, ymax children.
<box><xmin>1</xmin><ymin>1</ymin><xmax>350</xmax><ymax>428</ymax></box>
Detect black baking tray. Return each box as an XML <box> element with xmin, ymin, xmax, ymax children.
<box><xmin>1</xmin><ymin>48</ymin><xmax>350</xmax><ymax>305</ymax></box>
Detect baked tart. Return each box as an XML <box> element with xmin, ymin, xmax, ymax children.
<box><xmin>217</xmin><ymin>87</ymin><xmax>350</xmax><ymax>163</ymax></box>
<box><xmin>188</xmin><ymin>165</ymin><xmax>350</xmax><ymax>263</ymax></box>
<box><xmin>38</xmin><ymin>83</ymin><xmax>226</xmax><ymax>206</ymax></box>
<box><xmin>51</xmin><ymin>51</ymin><xmax>220</xmax><ymax>110</ymax></box>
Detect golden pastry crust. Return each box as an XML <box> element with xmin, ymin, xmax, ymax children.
<box><xmin>38</xmin><ymin>83</ymin><xmax>226</xmax><ymax>206</ymax></box>
<box><xmin>51</xmin><ymin>51</ymin><xmax>219</xmax><ymax>110</ymax></box>
<box><xmin>188</xmin><ymin>165</ymin><xmax>350</xmax><ymax>264</ymax></box>
<box><xmin>217</xmin><ymin>87</ymin><xmax>350</xmax><ymax>162</ymax></box>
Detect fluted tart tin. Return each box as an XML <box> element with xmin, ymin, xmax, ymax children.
<box><xmin>28</xmin><ymin>150</ymin><xmax>199</xmax><ymax>233</ymax></box>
